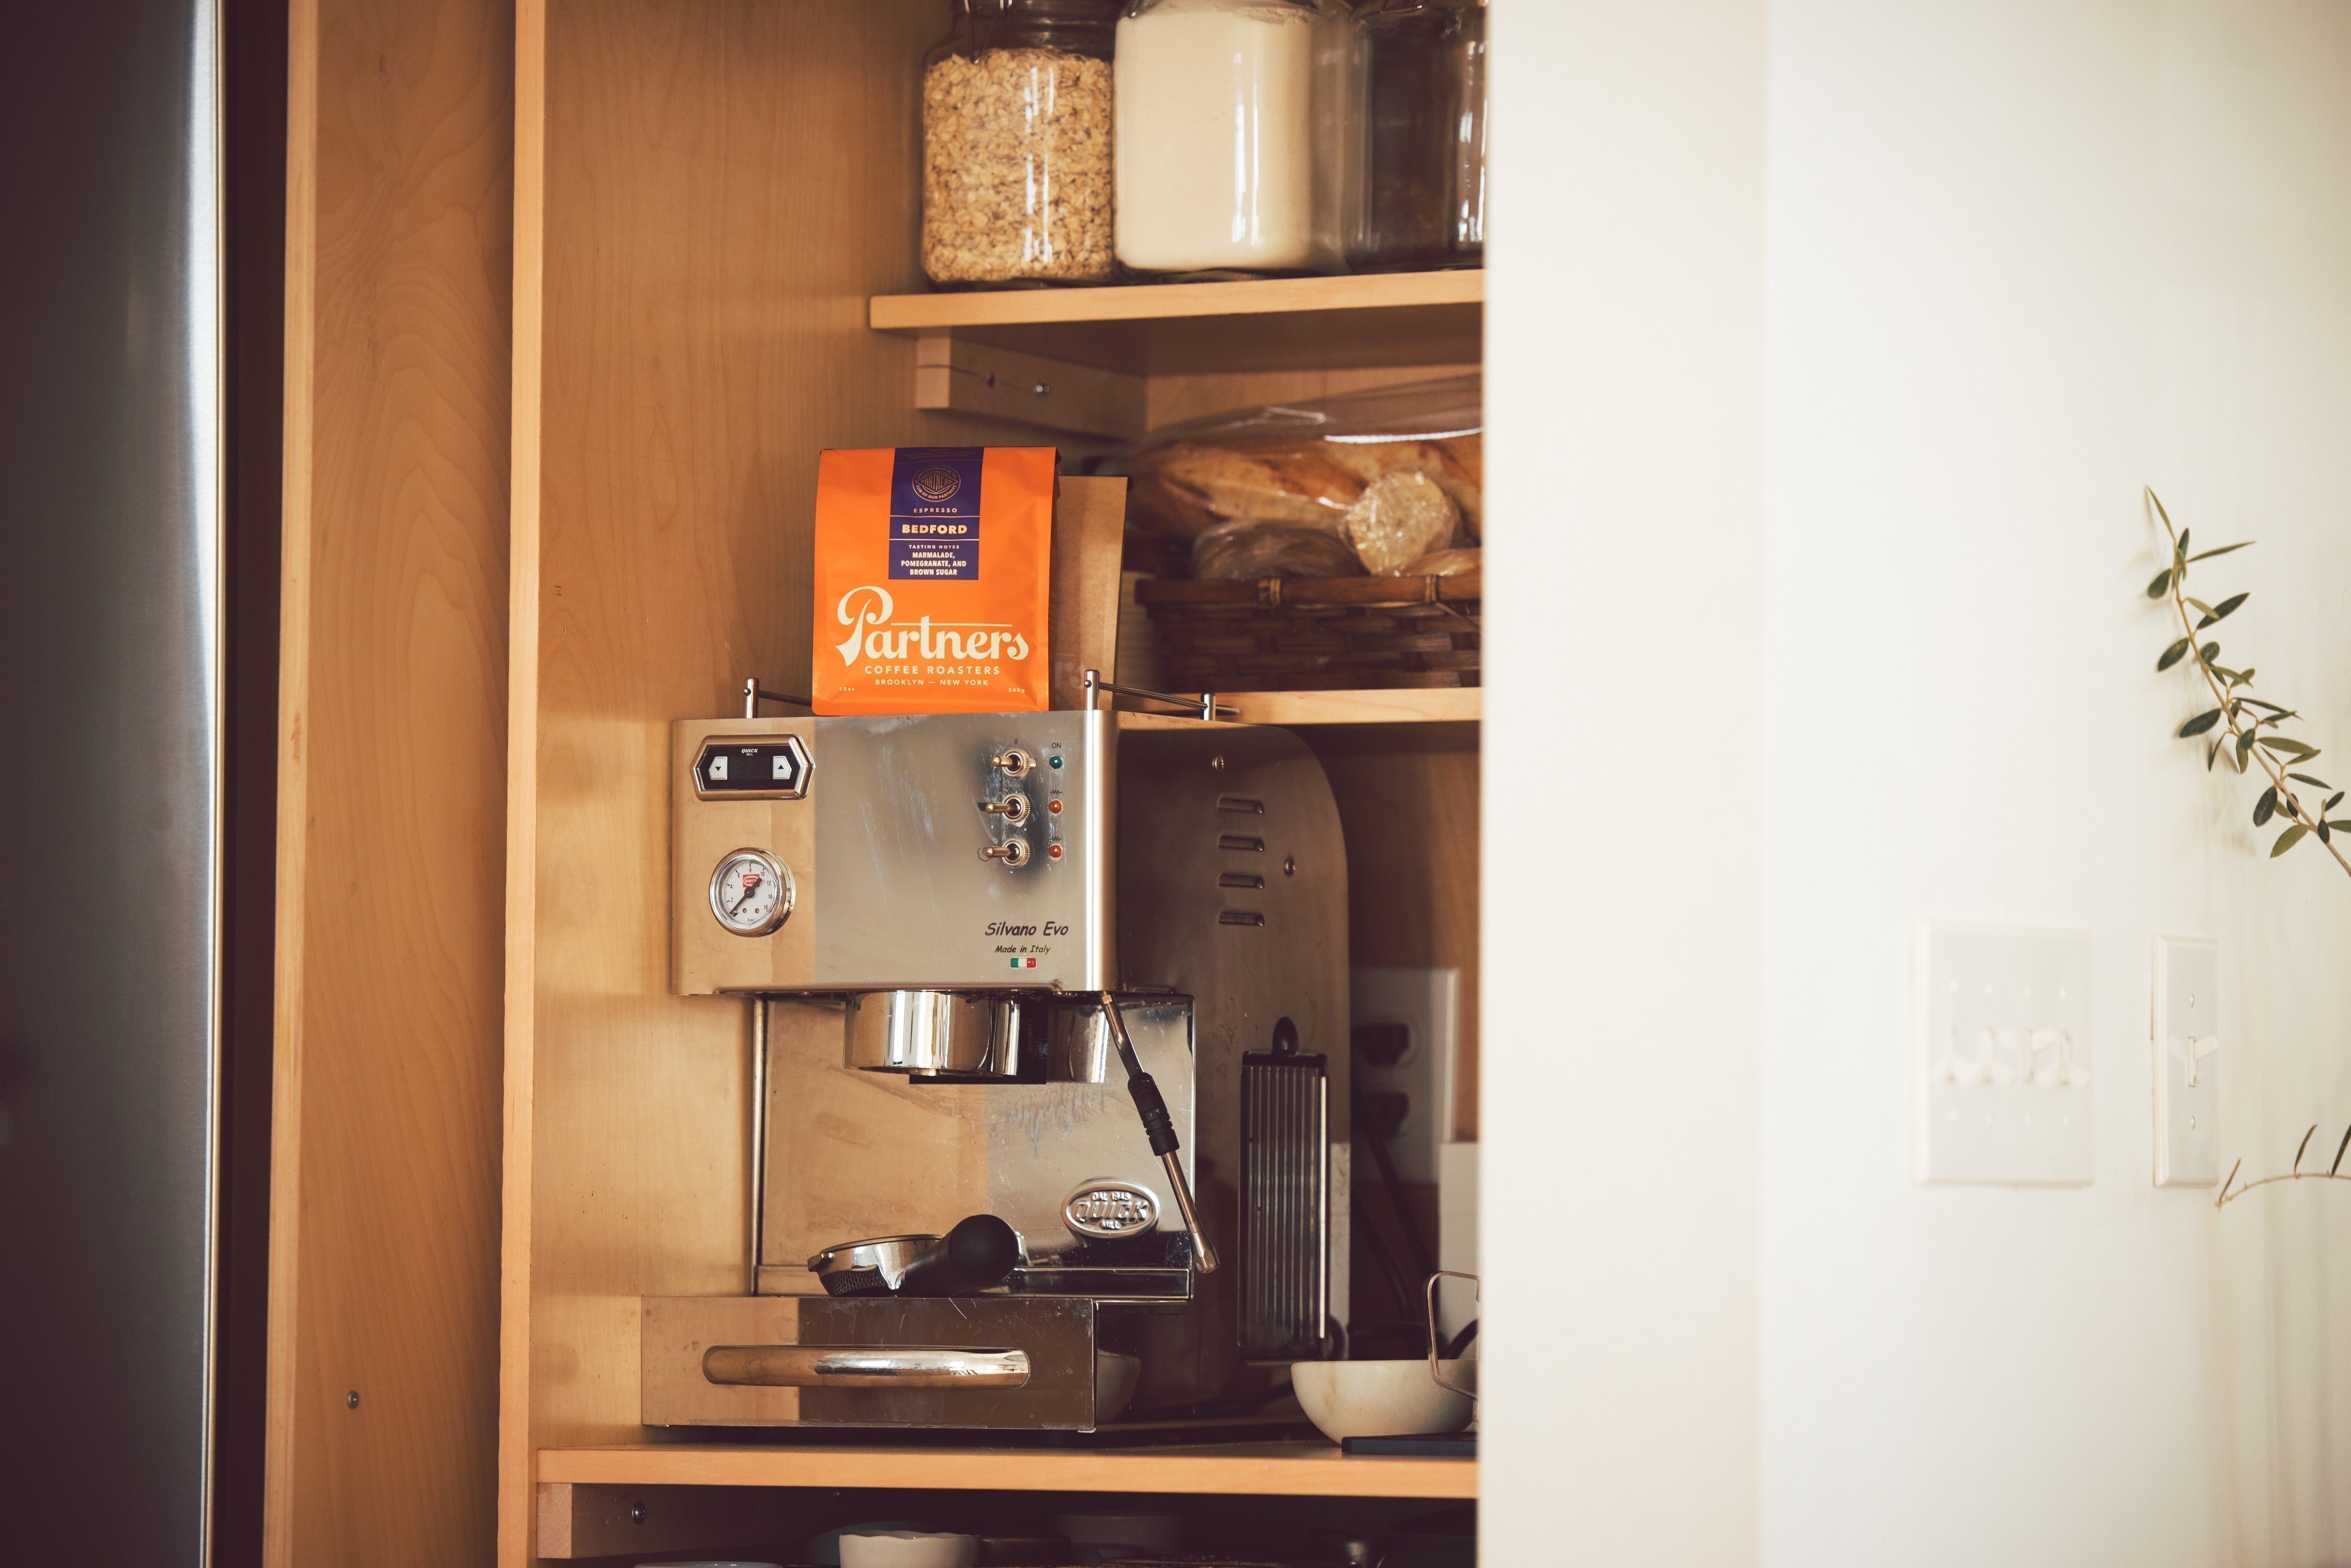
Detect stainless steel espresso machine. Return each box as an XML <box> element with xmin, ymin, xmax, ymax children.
<box><xmin>642</xmin><ymin>679</ymin><xmax>1350</xmax><ymax>1431</ymax></box>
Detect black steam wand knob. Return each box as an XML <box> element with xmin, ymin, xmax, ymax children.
<box><xmin>1099</xmin><ymin>993</ymin><xmax>1219</xmax><ymax>1275</ymax></box>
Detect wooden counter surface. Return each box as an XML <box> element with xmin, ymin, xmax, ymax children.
<box><xmin>537</xmin><ymin>1440</ymin><xmax>1477</xmax><ymax>1500</ymax></box>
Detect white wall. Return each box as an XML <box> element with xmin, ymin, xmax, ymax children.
<box><xmin>1485</xmin><ymin>1</ymin><xmax>1766</xmax><ymax>1561</ymax></box>
<box><xmin>1760</xmin><ymin>4</ymin><xmax>2351</xmax><ymax>1562</ymax></box>
<box><xmin>1487</xmin><ymin>2</ymin><xmax>2351</xmax><ymax>1563</ymax></box>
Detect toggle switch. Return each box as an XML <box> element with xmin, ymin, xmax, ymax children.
<box><xmin>2151</xmin><ymin>936</ymin><xmax>2220</xmax><ymax>1187</ymax></box>
<box><xmin>979</xmin><ymin>794</ymin><xmax>1030</xmax><ymax>825</ymax></box>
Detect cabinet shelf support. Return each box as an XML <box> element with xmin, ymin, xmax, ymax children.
<box><xmin>914</xmin><ymin>332</ymin><xmax>1147</xmax><ymax>439</ymax></box>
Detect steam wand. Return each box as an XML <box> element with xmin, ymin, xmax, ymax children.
<box><xmin>1098</xmin><ymin>993</ymin><xmax>1219</xmax><ymax>1275</ymax></box>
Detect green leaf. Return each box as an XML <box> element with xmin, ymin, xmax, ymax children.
<box><xmin>2156</xmin><ymin>637</ymin><xmax>2191</xmax><ymax>671</ymax></box>
<box><xmin>2187</xmin><ymin>597</ymin><xmax>2215</xmax><ymax>616</ymax></box>
<box><xmin>2189</xmin><ymin>541</ymin><xmax>2254</xmax><ymax>562</ymax></box>
<box><xmin>2241</xmin><ymin>698</ymin><xmax>2294</xmax><ymax>715</ymax></box>
<box><xmin>2329</xmin><ymin>792</ymin><xmax>2345</xmax><ymax>813</ymax></box>
<box><xmin>2332</xmin><ymin>1124</ymin><xmax>2351</xmax><ymax>1177</ymax></box>
<box><xmin>2148</xmin><ymin>487</ymin><xmax>2176</xmax><ymax>534</ymax></box>
<box><xmin>2273</xmin><ymin>824</ymin><xmax>2309</xmax><ymax>857</ymax></box>
<box><xmin>2257</xmin><ymin>736</ymin><xmax>2319</xmax><ymax>758</ymax></box>
<box><xmin>2324</xmin><ymin>822</ymin><xmax>2337</xmax><ymax>844</ymax></box>
<box><xmin>2177</xmin><ymin>528</ymin><xmax>2192</xmax><ymax>559</ymax></box>
<box><xmin>2238</xmin><ymin>729</ymin><xmax>2258</xmax><ymax>765</ymax></box>
<box><xmin>2288</xmin><ymin>772</ymin><xmax>2331</xmax><ymax>788</ymax></box>
<box><xmin>2197</xmin><ymin>592</ymin><xmax>2250</xmax><ymax>629</ymax></box>
<box><xmin>2330</xmin><ymin>821</ymin><xmax>2351</xmax><ymax>832</ymax></box>
<box><xmin>2201</xmin><ymin>642</ymin><xmax>2220</xmax><ymax>664</ymax></box>
<box><xmin>2207</xmin><ymin>740</ymin><xmax>2221</xmax><ymax>771</ymax></box>
<box><xmin>2147</xmin><ymin>569</ymin><xmax>2174</xmax><ymax>599</ymax></box>
<box><xmin>2179</xmin><ymin>710</ymin><xmax>2224</xmax><ymax>737</ymax></box>
<box><xmin>2296</xmin><ymin>1124</ymin><xmax>2319</xmax><ymax>1173</ymax></box>
<box><xmin>2255</xmin><ymin>787</ymin><xmax>2278</xmax><ymax>826</ymax></box>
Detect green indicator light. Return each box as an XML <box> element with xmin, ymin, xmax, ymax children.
<box><xmin>1049</xmin><ymin>754</ymin><xmax>1064</xmax><ymax>769</ymax></box>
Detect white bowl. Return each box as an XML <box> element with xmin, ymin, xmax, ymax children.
<box><xmin>838</xmin><ymin>1531</ymin><xmax>979</xmax><ymax>1568</ymax></box>
<box><xmin>1290</xmin><ymin>1359</ymin><xmax>1476</xmax><ymax>1441</ymax></box>
<box><xmin>1093</xmin><ymin>1350</ymin><xmax>1142</xmax><ymax>1424</ymax></box>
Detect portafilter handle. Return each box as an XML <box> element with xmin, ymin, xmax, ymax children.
<box><xmin>1099</xmin><ymin>993</ymin><xmax>1220</xmax><ymax>1275</ymax></box>
<box><xmin>896</xmin><ymin>1214</ymin><xmax>1022</xmax><ymax>1297</ymax></box>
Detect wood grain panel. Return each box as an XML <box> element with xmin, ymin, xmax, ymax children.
<box><xmin>537</xmin><ymin>1481</ymin><xmax>821</xmax><ymax>1560</ymax></box>
<box><xmin>269</xmin><ymin>0</ymin><xmax>513</xmax><ymax>1562</ymax></box>
<box><xmin>1049</xmin><ymin>475</ymin><xmax>1129</xmax><ymax>708</ymax></box>
<box><xmin>871</xmin><ymin>272</ymin><xmax>1483</xmax><ymax>377</ymax></box>
<box><xmin>505</xmin><ymin>4</ymin><xmax>1043</xmax><ymax>1561</ymax></box>
<box><xmin>1310</xmin><ymin>745</ymin><xmax>1482</xmax><ymax>1142</ymax></box>
<box><xmin>538</xmin><ymin>1440</ymin><xmax>1478</xmax><ymax>1500</ymax></box>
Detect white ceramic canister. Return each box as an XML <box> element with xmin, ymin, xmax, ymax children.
<box><xmin>1112</xmin><ymin>0</ymin><xmax>1357</xmax><ymax>274</ymax></box>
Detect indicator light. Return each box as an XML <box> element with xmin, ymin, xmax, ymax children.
<box><xmin>1047</xmin><ymin>842</ymin><xmax>1064</xmax><ymax>861</ymax></box>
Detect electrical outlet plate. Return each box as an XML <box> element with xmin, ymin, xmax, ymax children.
<box><xmin>2151</xmin><ymin>936</ymin><xmax>2220</xmax><ymax>1188</ymax></box>
<box><xmin>1349</xmin><ymin>967</ymin><xmax>1459</xmax><ymax>1186</ymax></box>
<box><xmin>1913</xmin><ymin>922</ymin><xmax>2094</xmax><ymax>1186</ymax></box>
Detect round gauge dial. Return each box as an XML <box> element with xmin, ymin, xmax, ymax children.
<box><xmin>708</xmin><ymin>847</ymin><xmax>794</xmax><ymax>936</ymax></box>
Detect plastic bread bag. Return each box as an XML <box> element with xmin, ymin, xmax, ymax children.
<box><xmin>1115</xmin><ymin>373</ymin><xmax>1483</xmax><ymax>558</ymax></box>
<box><xmin>1192</xmin><ymin>522</ymin><xmax>1367</xmax><ymax>580</ymax></box>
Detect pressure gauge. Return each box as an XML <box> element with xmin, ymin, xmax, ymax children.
<box><xmin>708</xmin><ymin>847</ymin><xmax>793</xmax><ymax>936</ymax></box>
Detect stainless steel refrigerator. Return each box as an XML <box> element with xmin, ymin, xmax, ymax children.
<box><xmin>1</xmin><ymin>1</ymin><xmax>283</xmax><ymax>1560</ymax></box>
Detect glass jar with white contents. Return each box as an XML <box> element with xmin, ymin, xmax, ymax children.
<box><xmin>923</xmin><ymin>0</ymin><xmax>1120</xmax><ymax>288</ymax></box>
<box><xmin>1112</xmin><ymin>0</ymin><xmax>1357</xmax><ymax>276</ymax></box>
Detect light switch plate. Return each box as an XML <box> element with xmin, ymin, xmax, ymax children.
<box><xmin>2151</xmin><ymin>936</ymin><xmax>2220</xmax><ymax>1187</ymax></box>
<box><xmin>1913</xmin><ymin>922</ymin><xmax>2094</xmax><ymax>1185</ymax></box>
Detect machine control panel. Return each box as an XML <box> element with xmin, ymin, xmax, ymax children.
<box><xmin>692</xmin><ymin>735</ymin><xmax>811</xmax><ymax>799</ymax></box>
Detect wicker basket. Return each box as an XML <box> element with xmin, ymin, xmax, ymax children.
<box><xmin>1133</xmin><ymin>573</ymin><xmax>1482</xmax><ymax>693</ymax></box>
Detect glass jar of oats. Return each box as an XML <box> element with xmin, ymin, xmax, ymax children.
<box><xmin>922</xmin><ymin>0</ymin><xmax>1120</xmax><ymax>288</ymax></box>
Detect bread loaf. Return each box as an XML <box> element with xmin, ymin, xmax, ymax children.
<box><xmin>1345</xmin><ymin>471</ymin><xmax>1460</xmax><ymax>576</ymax></box>
<box><xmin>1193</xmin><ymin>524</ymin><xmax>1366</xmax><ymax>580</ymax></box>
<box><xmin>1126</xmin><ymin>440</ymin><xmax>1365</xmax><ymax>539</ymax></box>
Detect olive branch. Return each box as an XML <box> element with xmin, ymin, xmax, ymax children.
<box><xmin>2216</xmin><ymin>1121</ymin><xmax>2351</xmax><ymax>1209</ymax></box>
<box><xmin>2147</xmin><ymin>489</ymin><xmax>2351</xmax><ymax>880</ymax></box>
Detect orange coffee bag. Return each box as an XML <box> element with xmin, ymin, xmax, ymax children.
<box><xmin>811</xmin><ymin>446</ymin><xmax>1056</xmax><ymax>715</ymax></box>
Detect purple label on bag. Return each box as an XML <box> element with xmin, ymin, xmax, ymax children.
<box><xmin>889</xmin><ymin>447</ymin><xmax>983</xmax><ymax>580</ymax></box>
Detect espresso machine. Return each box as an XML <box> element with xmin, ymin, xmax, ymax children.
<box><xmin>641</xmin><ymin>677</ymin><xmax>1350</xmax><ymax>1431</ymax></box>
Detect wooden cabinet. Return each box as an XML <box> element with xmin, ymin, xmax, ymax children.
<box><xmin>277</xmin><ymin>3</ymin><xmax>1483</xmax><ymax>1562</ymax></box>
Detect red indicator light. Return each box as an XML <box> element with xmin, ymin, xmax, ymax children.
<box><xmin>1046</xmin><ymin>842</ymin><xmax>1064</xmax><ymax>861</ymax></box>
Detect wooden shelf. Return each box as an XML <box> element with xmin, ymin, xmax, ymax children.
<box><xmin>1118</xmin><ymin>687</ymin><xmax>1481</xmax><ymax>729</ymax></box>
<box><xmin>871</xmin><ymin>271</ymin><xmax>1483</xmax><ymax>378</ymax></box>
<box><xmin>538</xmin><ymin>1441</ymin><xmax>1476</xmax><ymax>1500</ymax></box>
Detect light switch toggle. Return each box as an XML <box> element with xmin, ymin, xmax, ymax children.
<box><xmin>1937</xmin><ymin>1027</ymin><xmax>2089</xmax><ymax>1088</ymax></box>
<box><xmin>2171</xmin><ymin>1034</ymin><xmax>2222</xmax><ymax>1089</ymax></box>
<box><xmin>2028</xmin><ymin>1027</ymin><xmax>2091</xmax><ymax>1089</ymax></box>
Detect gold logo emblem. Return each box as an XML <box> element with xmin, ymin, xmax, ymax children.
<box><xmin>910</xmin><ymin>464</ymin><xmax>963</xmax><ymax>504</ymax></box>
